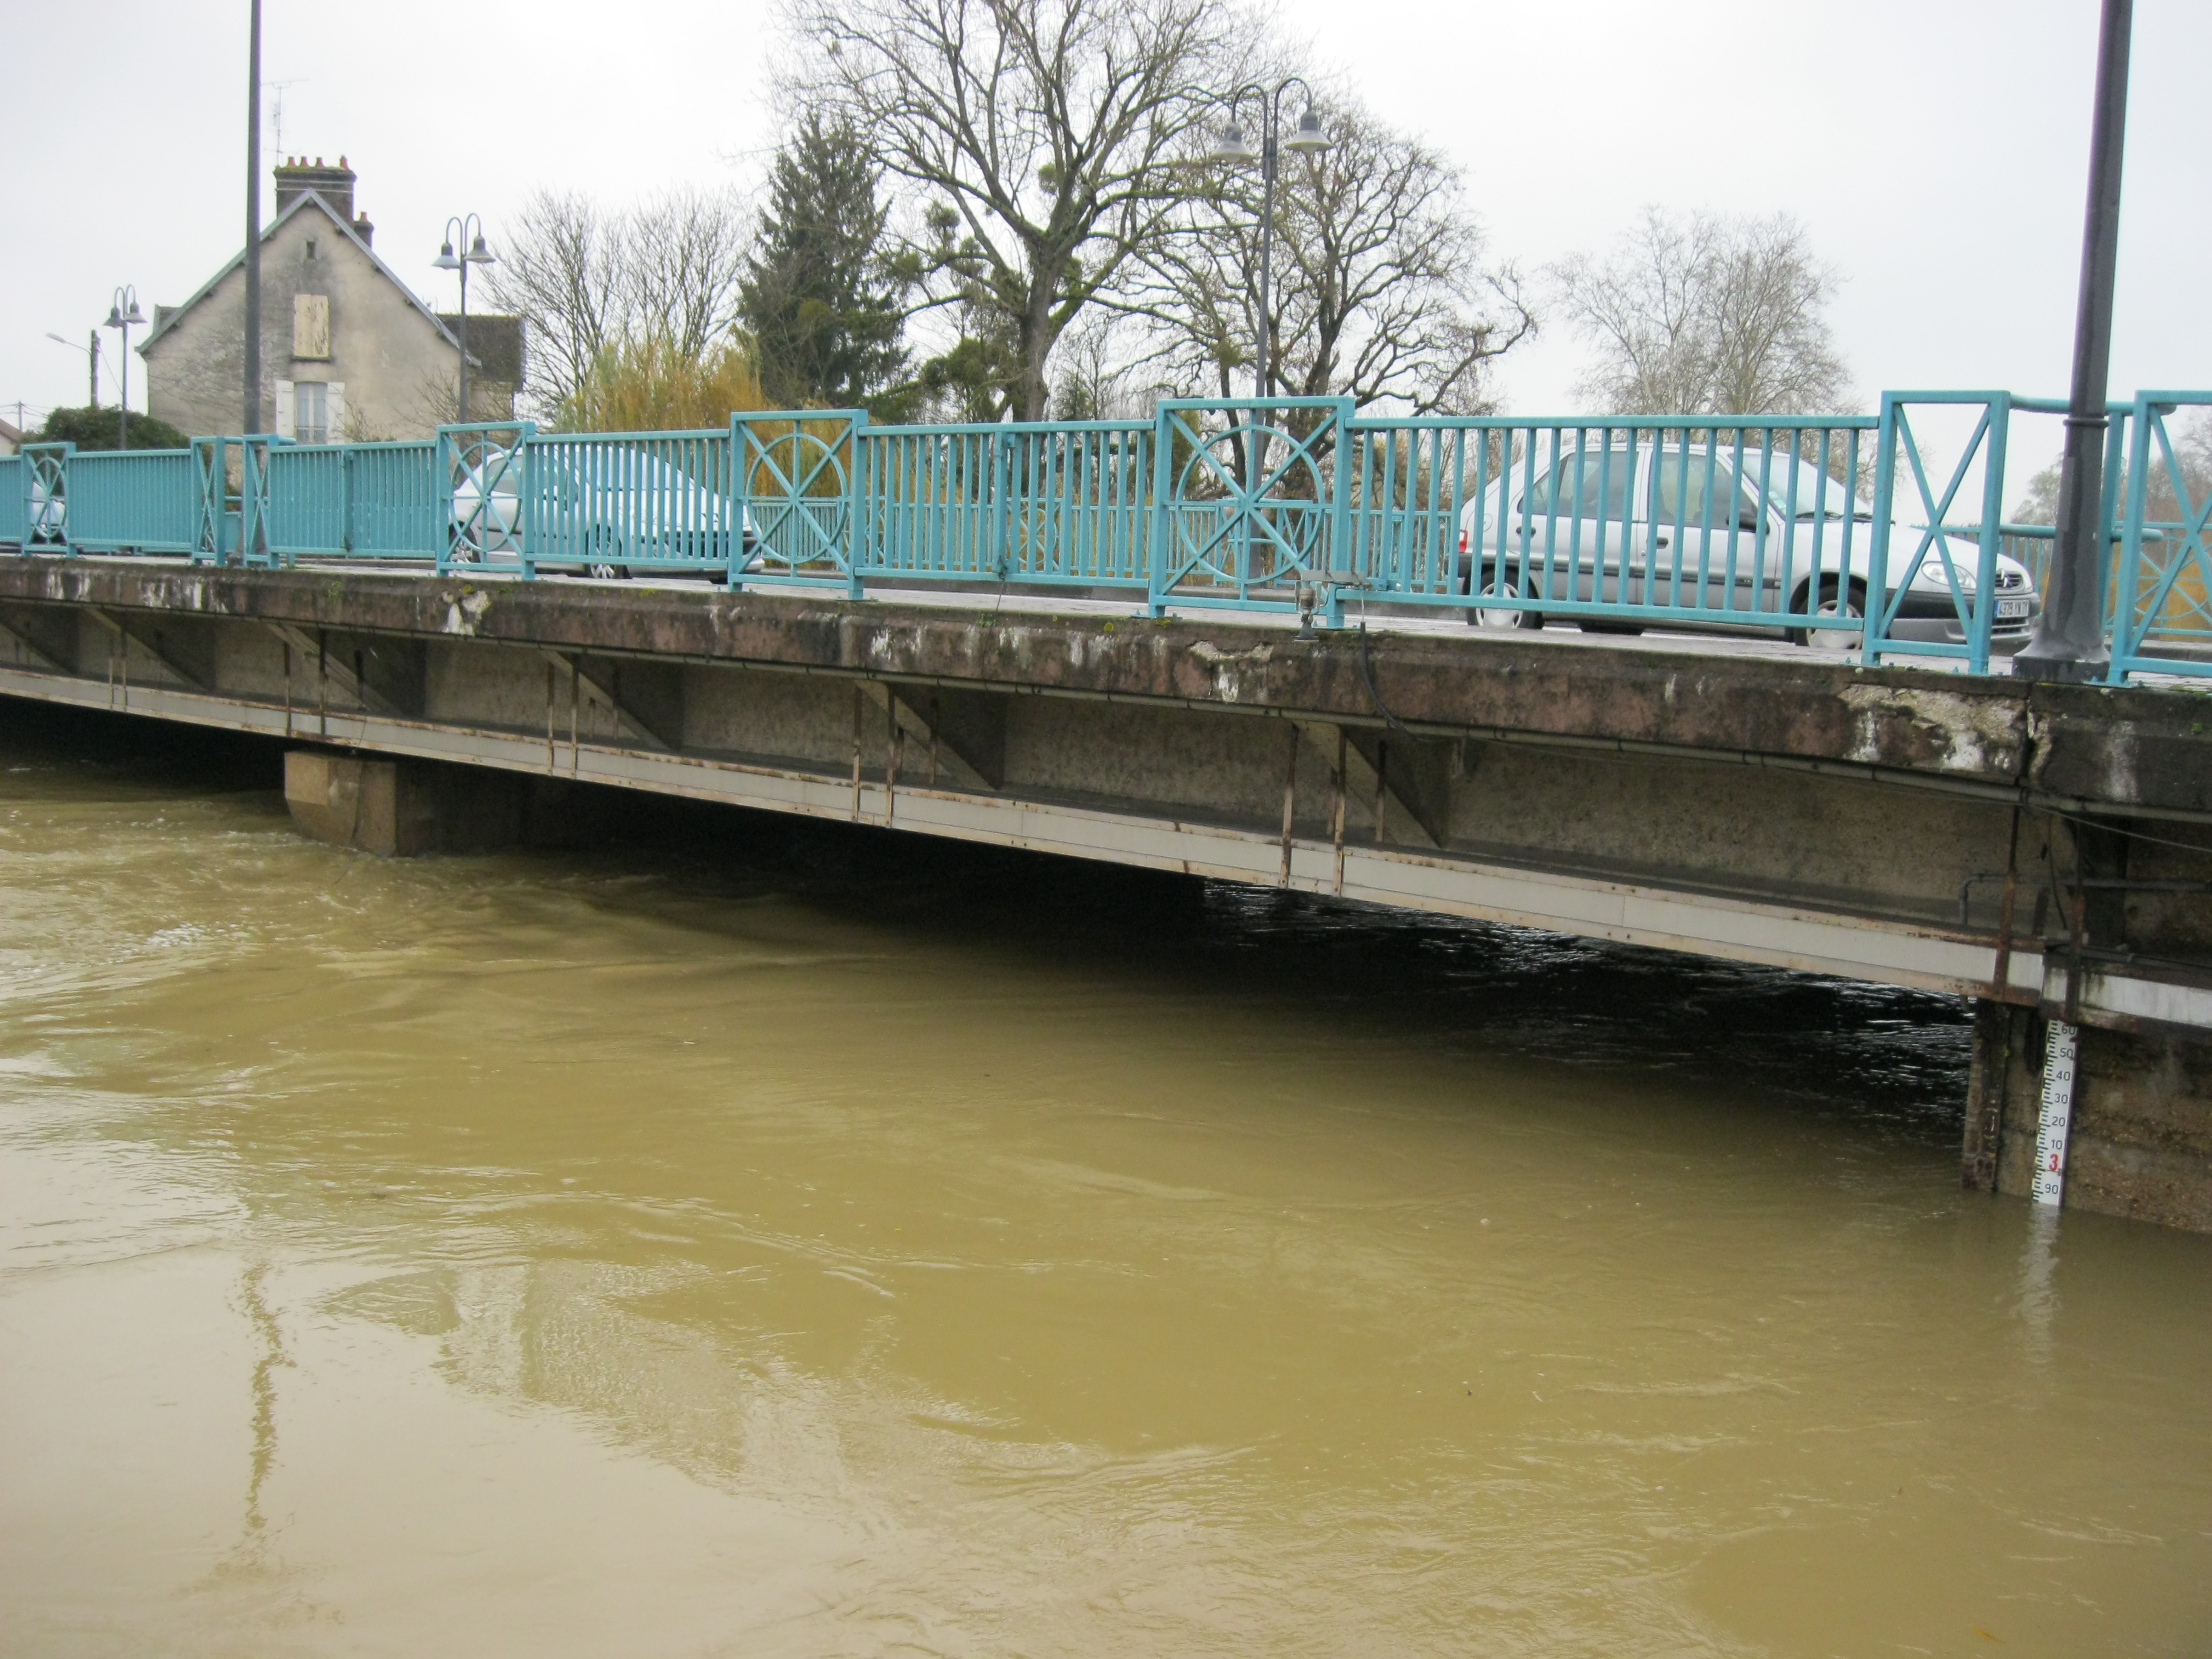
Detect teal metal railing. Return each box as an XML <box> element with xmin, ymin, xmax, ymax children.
<box><xmin>0</xmin><ymin>455</ymin><xmax>26</xmax><ymax>549</ymax></box>
<box><xmin>2109</xmin><ymin>393</ymin><xmax>2212</xmax><ymax>681</ymax></box>
<box><xmin>4</xmin><ymin>394</ymin><xmax>2207</xmax><ymax>685</ymax></box>
<box><xmin>65</xmin><ymin>449</ymin><xmax>197</xmax><ymax>554</ymax></box>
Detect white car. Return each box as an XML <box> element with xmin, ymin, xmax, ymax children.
<box><xmin>1453</xmin><ymin>442</ymin><xmax>2039</xmax><ymax>648</ymax></box>
<box><xmin>450</xmin><ymin>448</ymin><xmax>758</xmax><ymax>579</ymax></box>
<box><xmin>26</xmin><ymin>474</ymin><xmax>64</xmax><ymax>545</ymax></box>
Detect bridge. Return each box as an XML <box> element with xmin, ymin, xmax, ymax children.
<box><xmin>2</xmin><ymin>394</ymin><xmax>2209</xmax><ymax>1230</ymax></box>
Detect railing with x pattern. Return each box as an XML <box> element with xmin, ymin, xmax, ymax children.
<box><xmin>4</xmin><ymin>393</ymin><xmax>2207</xmax><ymax>685</ymax></box>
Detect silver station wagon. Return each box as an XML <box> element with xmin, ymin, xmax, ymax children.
<box><xmin>1454</xmin><ymin>441</ymin><xmax>2040</xmax><ymax>649</ymax></box>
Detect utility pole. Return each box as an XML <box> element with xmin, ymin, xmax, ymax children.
<box><xmin>244</xmin><ymin>0</ymin><xmax>263</xmax><ymax>435</ymax></box>
<box><xmin>87</xmin><ymin>330</ymin><xmax>101</xmax><ymax>410</ymax></box>
<box><xmin>2015</xmin><ymin>0</ymin><xmax>2133</xmax><ymax>683</ymax></box>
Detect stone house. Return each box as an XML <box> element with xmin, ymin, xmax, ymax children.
<box><xmin>141</xmin><ymin>159</ymin><xmax>523</xmax><ymax>443</ymax></box>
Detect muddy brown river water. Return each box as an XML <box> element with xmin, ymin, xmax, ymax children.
<box><xmin>1</xmin><ymin>708</ymin><xmax>2207</xmax><ymax>1657</ymax></box>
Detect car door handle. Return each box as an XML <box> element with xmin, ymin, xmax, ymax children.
<box><xmin>1652</xmin><ymin>534</ymin><xmax>1670</xmax><ymax>548</ymax></box>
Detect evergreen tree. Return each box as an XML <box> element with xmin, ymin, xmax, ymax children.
<box><xmin>739</xmin><ymin>118</ymin><xmax>911</xmax><ymax>418</ymax></box>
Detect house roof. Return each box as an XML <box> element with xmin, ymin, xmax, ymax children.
<box><xmin>139</xmin><ymin>190</ymin><xmax>466</xmax><ymax>360</ymax></box>
<box><xmin>435</xmin><ymin>313</ymin><xmax>526</xmax><ymax>384</ymax></box>
<box><xmin>0</xmin><ymin>417</ymin><xmax>22</xmax><ymax>447</ymax></box>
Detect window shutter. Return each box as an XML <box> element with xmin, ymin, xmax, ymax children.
<box><xmin>273</xmin><ymin>379</ymin><xmax>295</xmax><ymax>440</ymax></box>
<box><xmin>292</xmin><ymin>293</ymin><xmax>331</xmax><ymax>360</ymax></box>
<box><xmin>326</xmin><ymin>382</ymin><xmax>346</xmax><ymax>442</ymax></box>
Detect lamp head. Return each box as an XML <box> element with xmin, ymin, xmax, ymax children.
<box><xmin>433</xmin><ymin>240</ymin><xmax>461</xmax><ymax>270</ymax></box>
<box><xmin>104</xmin><ymin>306</ymin><xmax>124</xmax><ymax>330</ymax></box>
<box><xmin>1205</xmin><ymin>124</ymin><xmax>1259</xmax><ymax>166</ymax></box>
<box><xmin>1284</xmin><ymin>107</ymin><xmax>1329</xmax><ymax>153</ymax></box>
<box><xmin>121</xmin><ymin>298</ymin><xmax>144</xmax><ymax>327</ymax></box>
<box><xmin>465</xmin><ymin>232</ymin><xmax>496</xmax><ymax>266</ymax></box>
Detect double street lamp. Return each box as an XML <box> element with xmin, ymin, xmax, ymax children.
<box><xmin>1204</xmin><ymin>79</ymin><xmax>1329</xmax><ymax>411</ymax></box>
<box><xmin>434</xmin><ymin>215</ymin><xmax>497</xmax><ymax>424</ymax></box>
<box><xmin>104</xmin><ymin>286</ymin><xmax>146</xmax><ymax>449</ymax></box>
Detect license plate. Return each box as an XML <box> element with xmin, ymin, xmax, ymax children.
<box><xmin>1996</xmin><ymin>598</ymin><xmax>2031</xmax><ymax>618</ymax></box>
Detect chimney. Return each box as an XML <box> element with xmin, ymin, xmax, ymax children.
<box><xmin>273</xmin><ymin>153</ymin><xmax>357</xmax><ymax>225</ymax></box>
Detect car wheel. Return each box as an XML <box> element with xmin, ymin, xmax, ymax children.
<box><xmin>1467</xmin><ymin>572</ymin><xmax>1544</xmax><ymax>630</ymax></box>
<box><xmin>583</xmin><ymin>529</ymin><xmax>629</xmax><ymax>581</ymax></box>
<box><xmin>1790</xmin><ymin>578</ymin><xmax>1866</xmax><ymax>649</ymax></box>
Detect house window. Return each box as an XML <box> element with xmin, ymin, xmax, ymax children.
<box><xmin>296</xmin><ymin>381</ymin><xmax>330</xmax><ymax>445</ymax></box>
<box><xmin>292</xmin><ymin>292</ymin><xmax>331</xmax><ymax>360</ymax></box>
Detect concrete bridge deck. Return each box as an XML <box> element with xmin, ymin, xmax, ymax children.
<box><xmin>2</xmin><ymin>554</ymin><xmax>2208</xmax><ymax>1228</ymax></box>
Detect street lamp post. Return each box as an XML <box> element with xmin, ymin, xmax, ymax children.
<box><xmin>244</xmin><ymin>0</ymin><xmax>263</xmax><ymax>435</ymax></box>
<box><xmin>1204</xmin><ymin>79</ymin><xmax>1330</xmax><ymax>427</ymax></box>
<box><xmin>2014</xmin><ymin>0</ymin><xmax>2134</xmax><ymax>683</ymax></box>
<box><xmin>434</xmin><ymin>216</ymin><xmax>498</xmax><ymax>424</ymax></box>
<box><xmin>104</xmin><ymin>287</ymin><xmax>146</xmax><ymax>449</ymax></box>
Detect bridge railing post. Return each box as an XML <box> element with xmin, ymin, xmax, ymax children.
<box><xmin>729</xmin><ymin>412</ymin><xmax>751</xmax><ymax>592</ymax></box>
<box><xmin>22</xmin><ymin>443</ymin><xmax>73</xmax><ymax>557</ymax></box>
<box><xmin>436</xmin><ymin>421</ymin><xmax>534</xmax><ymax>577</ymax></box>
<box><xmin>1863</xmin><ymin>391</ymin><xmax>2017</xmax><ymax>673</ymax></box>
<box><xmin>727</xmin><ymin>410</ymin><xmax>868</xmax><ymax>594</ymax></box>
<box><xmin>2106</xmin><ymin>391</ymin><xmax>2212</xmax><ymax>682</ymax></box>
<box><xmin>1145</xmin><ymin>403</ymin><xmax>1174</xmax><ymax>618</ymax></box>
<box><xmin>848</xmin><ymin>410</ymin><xmax>870</xmax><ymax>600</ymax></box>
<box><xmin>1325</xmin><ymin>398</ymin><xmax>1354</xmax><ymax>626</ymax></box>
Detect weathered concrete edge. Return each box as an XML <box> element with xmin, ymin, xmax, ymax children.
<box><xmin>4</xmin><ymin>557</ymin><xmax>2209</xmax><ymax>813</ymax></box>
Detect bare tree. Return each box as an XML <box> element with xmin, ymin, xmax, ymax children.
<box><xmin>624</xmin><ymin>187</ymin><xmax>752</xmax><ymax>361</ymax></box>
<box><xmin>1554</xmin><ymin>207</ymin><xmax>1849</xmax><ymax>416</ymax></box>
<box><xmin>483</xmin><ymin>192</ymin><xmax>624</xmax><ymax>417</ymax></box>
<box><xmin>486</xmin><ymin>187</ymin><xmax>750</xmax><ymax>420</ymax></box>
<box><xmin>1049</xmin><ymin>311</ymin><xmax>1152</xmax><ymax>419</ymax></box>
<box><xmin>782</xmin><ymin>0</ymin><xmax>1250</xmax><ymax>421</ymax></box>
<box><xmin>1127</xmin><ymin>99</ymin><xmax>1533</xmax><ymax>420</ymax></box>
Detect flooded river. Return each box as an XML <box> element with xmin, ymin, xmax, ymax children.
<box><xmin>2</xmin><ymin>706</ymin><xmax>2207</xmax><ymax>1657</ymax></box>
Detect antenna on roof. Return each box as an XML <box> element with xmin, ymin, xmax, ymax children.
<box><xmin>269</xmin><ymin>79</ymin><xmax>307</xmax><ymax>156</ymax></box>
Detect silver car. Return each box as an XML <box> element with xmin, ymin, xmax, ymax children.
<box><xmin>451</xmin><ymin>447</ymin><xmax>756</xmax><ymax>580</ymax></box>
<box><xmin>1455</xmin><ymin>442</ymin><xmax>2039</xmax><ymax>648</ymax></box>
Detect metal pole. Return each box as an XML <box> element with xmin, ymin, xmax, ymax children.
<box><xmin>118</xmin><ymin>321</ymin><xmax>127</xmax><ymax>449</ymax></box>
<box><xmin>457</xmin><ymin>257</ymin><xmax>470</xmax><ymax>424</ymax></box>
<box><xmin>1255</xmin><ymin>104</ymin><xmax>1275</xmax><ymax>409</ymax></box>
<box><xmin>1248</xmin><ymin>89</ymin><xmax>1287</xmax><ymax>492</ymax></box>
<box><xmin>87</xmin><ymin>330</ymin><xmax>99</xmax><ymax>411</ymax></box>
<box><xmin>243</xmin><ymin>0</ymin><xmax>263</xmax><ymax>436</ymax></box>
<box><xmin>2015</xmin><ymin>0</ymin><xmax>2132</xmax><ymax>683</ymax></box>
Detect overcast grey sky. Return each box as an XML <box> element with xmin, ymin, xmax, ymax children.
<box><xmin>4</xmin><ymin>0</ymin><xmax>2206</xmax><ymax>441</ymax></box>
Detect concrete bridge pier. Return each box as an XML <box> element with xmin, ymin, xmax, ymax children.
<box><xmin>283</xmin><ymin>748</ymin><xmax>605</xmax><ymax>857</ymax></box>
<box><xmin>1963</xmin><ymin>814</ymin><xmax>2212</xmax><ymax>1230</ymax></box>
<box><xmin>1967</xmin><ymin>1006</ymin><xmax>2212</xmax><ymax>1230</ymax></box>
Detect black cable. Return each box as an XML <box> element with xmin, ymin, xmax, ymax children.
<box><xmin>1355</xmin><ymin>620</ymin><xmax>1418</xmax><ymax>742</ymax></box>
